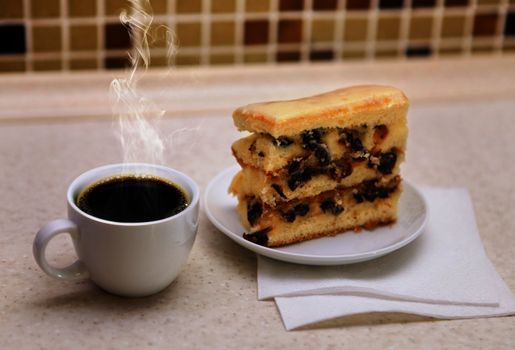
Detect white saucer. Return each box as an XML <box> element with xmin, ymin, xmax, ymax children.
<box><xmin>204</xmin><ymin>166</ymin><xmax>428</xmax><ymax>266</ymax></box>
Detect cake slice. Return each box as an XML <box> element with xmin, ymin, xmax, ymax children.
<box><xmin>229</xmin><ymin>85</ymin><xmax>409</xmax><ymax>247</ymax></box>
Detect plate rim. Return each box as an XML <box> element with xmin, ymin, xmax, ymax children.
<box><xmin>204</xmin><ymin>165</ymin><xmax>428</xmax><ymax>265</ymax></box>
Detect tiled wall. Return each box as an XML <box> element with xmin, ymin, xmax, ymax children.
<box><xmin>1</xmin><ymin>0</ymin><xmax>514</xmax><ymax>73</ymax></box>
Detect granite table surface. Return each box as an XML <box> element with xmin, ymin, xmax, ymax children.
<box><xmin>0</xmin><ymin>57</ymin><xmax>514</xmax><ymax>349</ymax></box>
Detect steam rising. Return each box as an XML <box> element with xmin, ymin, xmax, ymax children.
<box><xmin>110</xmin><ymin>0</ymin><xmax>177</xmax><ymax>165</ymax></box>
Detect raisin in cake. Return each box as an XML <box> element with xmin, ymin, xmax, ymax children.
<box><xmin>229</xmin><ymin>85</ymin><xmax>409</xmax><ymax>247</ymax></box>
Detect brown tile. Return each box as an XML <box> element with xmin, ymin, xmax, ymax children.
<box><xmin>477</xmin><ymin>0</ymin><xmax>501</xmax><ymax>5</ymax></box>
<box><xmin>502</xmin><ymin>41</ymin><xmax>515</xmax><ymax>52</ymax></box>
<box><xmin>0</xmin><ymin>25</ymin><xmax>26</xmax><ymax>54</ymax></box>
<box><xmin>473</xmin><ymin>13</ymin><xmax>499</xmax><ymax>37</ymax></box>
<box><xmin>151</xmin><ymin>0</ymin><xmax>168</xmax><ymax>14</ymax></box>
<box><xmin>438</xmin><ymin>46</ymin><xmax>463</xmax><ymax>55</ymax></box>
<box><xmin>377</xmin><ymin>15</ymin><xmax>401</xmax><ymax>41</ymax></box>
<box><xmin>506</xmin><ymin>12</ymin><xmax>515</xmax><ymax>36</ymax></box>
<box><xmin>149</xmin><ymin>55</ymin><xmax>170</xmax><ymax>67</ymax></box>
<box><xmin>33</xmin><ymin>59</ymin><xmax>62</xmax><ymax>71</ymax></box>
<box><xmin>346</xmin><ymin>0</ymin><xmax>370</xmax><ymax>10</ymax></box>
<box><xmin>32</xmin><ymin>26</ymin><xmax>62</xmax><ymax>52</ymax></box>
<box><xmin>70</xmin><ymin>25</ymin><xmax>98</xmax><ymax>51</ymax></box>
<box><xmin>0</xmin><ymin>0</ymin><xmax>23</xmax><ymax>19</ymax></box>
<box><xmin>279</xmin><ymin>0</ymin><xmax>304</xmax><ymax>11</ymax></box>
<box><xmin>175</xmin><ymin>54</ymin><xmax>201</xmax><ymax>66</ymax></box>
<box><xmin>210</xmin><ymin>54</ymin><xmax>235</xmax><ymax>65</ymax></box>
<box><xmin>313</xmin><ymin>0</ymin><xmax>338</xmax><ymax>11</ymax></box>
<box><xmin>105</xmin><ymin>56</ymin><xmax>131</xmax><ymax>69</ymax></box>
<box><xmin>70</xmin><ymin>59</ymin><xmax>98</xmax><ymax>70</ymax></box>
<box><xmin>405</xmin><ymin>45</ymin><xmax>432</xmax><ymax>57</ymax></box>
<box><xmin>244</xmin><ymin>52</ymin><xmax>268</xmax><ymax>63</ymax></box>
<box><xmin>176</xmin><ymin>22</ymin><xmax>201</xmax><ymax>47</ymax></box>
<box><xmin>149</xmin><ymin>22</ymin><xmax>169</xmax><ymax>48</ymax></box>
<box><xmin>309</xmin><ymin>50</ymin><xmax>334</xmax><ymax>61</ymax></box>
<box><xmin>344</xmin><ymin>18</ymin><xmax>368</xmax><ymax>42</ymax></box>
<box><xmin>244</xmin><ymin>20</ymin><xmax>270</xmax><ymax>45</ymax></box>
<box><xmin>176</xmin><ymin>0</ymin><xmax>202</xmax><ymax>13</ymax></box>
<box><xmin>105</xmin><ymin>0</ymin><xmax>129</xmax><ymax>16</ymax></box>
<box><xmin>375</xmin><ymin>48</ymin><xmax>399</xmax><ymax>58</ymax></box>
<box><xmin>444</xmin><ymin>0</ymin><xmax>469</xmax><ymax>6</ymax></box>
<box><xmin>276</xmin><ymin>50</ymin><xmax>301</xmax><ymax>62</ymax></box>
<box><xmin>105</xmin><ymin>23</ymin><xmax>132</xmax><ymax>50</ymax></box>
<box><xmin>211</xmin><ymin>21</ymin><xmax>235</xmax><ymax>46</ymax></box>
<box><xmin>409</xmin><ymin>16</ymin><xmax>433</xmax><ymax>40</ymax></box>
<box><xmin>472</xmin><ymin>42</ymin><xmax>495</xmax><ymax>53</ymax></box>
<box><xmin>246</xmin><ymin>0</ymin><xmax>270</xmax><ymax>12</ymax></box>
<box><xmin>31</xmin><ymin>0</ymin><xmax>60</xmax><ymax>18</ymax></box>
<box><xmin>212</xmin><ymin>0</ymin><xmax>236</xmax><ymax>13</ymax></box>
<box><xmin>0</xmin><ymin>59</ymin><xmax>25</xmax><ymax>73</ymax></box>
<box><xmin>68</xmin><ymin>0</ymin><xmax>96</xmax><ymax>17</ymax></box>
<box><xmin>441</xmin><ymin>14</ymin><xmax>466</xmax><ymax>38</ymax></box>
<box><xmin>412</xmin><ymin>0</ymin><xmax>437</xmax><ymax>8</ymax></box>
<box><xmin>278</xmin><ymin>19</ymin><xmax>303</xmax><ymax>43</ymax></box>
<box><xmin>311</xmin><ymin>19</ymin><xmax>335</xmax><ymax>43</ymax></box>
<box><xmin>342</xmin><ymin>50</ymin><xmax>367</xmax><ymax>60</ymax></box>
<box><xmin>379</xmin><ymin>0</ymin><xmax>404</xmax><ymax>9</ymax></box>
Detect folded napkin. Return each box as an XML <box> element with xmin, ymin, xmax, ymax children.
<box><xmin>257</xmin><ymin>188</ymin><xmax>515</xmax><ymax>330</ymax></box>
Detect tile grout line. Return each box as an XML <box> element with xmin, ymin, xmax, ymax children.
<box><xmin>61</xmin><ymin>0</ymin><xmax>70</xmax><ymax>71</ymax></box>
<box><xmin>22</xmin><ymin>0</ymin><xmax>33</xmax><ymax>72</ymax></box>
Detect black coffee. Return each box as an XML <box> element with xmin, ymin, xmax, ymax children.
<box><xmin>77</xmin><ymin>175</ymin><xmax>189</xmax><ymax>223</ymax></box>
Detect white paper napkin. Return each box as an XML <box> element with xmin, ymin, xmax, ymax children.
<box><xmin>257</xmin><ymin>188</ymin><xmax>515</xmax><ymax>330</ymax></box>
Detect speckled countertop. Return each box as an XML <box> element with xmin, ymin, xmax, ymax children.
<box><xmin>0</xmin><ymin>56</ymin><xmax>514</xmax><ymax>349</ymax></box>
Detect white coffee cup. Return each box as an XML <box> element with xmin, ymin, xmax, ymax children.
<box><xmin>33</xmin><ymin>163</ymin><xmax>200</xmax><ymax>297</ymax></box>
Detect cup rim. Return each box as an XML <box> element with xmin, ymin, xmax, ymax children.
<box><xmin>67</xmin><ymin>163</ymin><xmax>200</xmax><ymax>227</ymax></box>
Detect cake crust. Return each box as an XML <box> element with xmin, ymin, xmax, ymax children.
<box><xmin>233</xmin><ymin>85</ymin><xmax>409</xmax><ymax>137</ymax></box>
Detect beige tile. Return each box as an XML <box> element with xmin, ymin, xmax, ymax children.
<box><xmin>31</xmin><ymin>0</ymin><xmax>60</xmax><ymax>18</ymax></box>
<box><xmin>246</xmin><ymin>0</ymin><xmax>269</xmax><ymax>12</ymax></box>
<box><xmin>210</xmin><ymin>54</ymin><xmax>235</xmax><ymax>65</ymax></box>
<box><xmin>70</xmin><ymin>25</ymin><xmax>98</xmax><ymax>51</ymax></box>
<box><xmin>377</xmin><ymin>16</ymin><xmax>401</xmax><ymax>41</ymax></box>
<box><xmin>0</xmin><ymin>59</ymin><xmax>25</xmax><ymax>73</ymax></box>
<box><xmin>70</xmin><ymin>59</ymin><xmax>98</xmax><ymax>70</ymax></box>
<box><xmin>344</xmin><ymin>18</ymin><xmax>368</xmax><ymax>42</ymax></box>
<box><xmin>176</xmin><ymin>22</ymin><xmax>202</xmax><ymax>47</ymax></box>
<box><xmin>212</xmin><ymin>0</ymin><xmax>236</xmax><ymax>13</ymax></box>
<box><xmin>311</xmin><ymin>19</ymin><xmax>335</xmax><ymax>43</ymax></box>
<box><xmin>244</xmin><ymin>52</ymin><xmax>268</xmax><ymax>63</ymax></box>
<box><xmin>211</xmin><ymin>21</ymin><xmax>235</xmax><ymax>46</ymax></box>
<box><xmin>33</xmin><ymin>59</ymin><xmax>62</xmax><ymax>71</ymax></box>
<box><xmin>176</xmin><ymin>0</ymin><xmax>202</xmax><ymax>13</ymax></box>
<box><xmin>105</xmin><ymin>0</ymin><xmax>129</xmax><ymax>16</ymax></box>
<box><xmin>0</xmin><ymin>0</ymin><xmax>23</xmax><ymax>19</ymax></box>
<box><xmin>441</xmin><ymin>14</ymin><xmax>466</xmax><ymax>38</ymax></box>
<box><xmin>32</xmin><ymin>26</ymin><xmax>62</xmax><ymax>52</ymax></box>
<box><xmin>68</xmin><ymin>0</ymin><xmax>96</xmax><ymax>17</ymax></box>
<box><xmin>410</xmin><ymin>16</ymin><xmax>433</xmax><ymax>40</ymax></box>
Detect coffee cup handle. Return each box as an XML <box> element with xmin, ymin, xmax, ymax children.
<box><xmin>33</xmin><ymin>219</ymin><xmax>89</xmax><ymax>281</ymax></box>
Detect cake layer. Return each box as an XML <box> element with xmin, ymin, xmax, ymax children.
<box><xmin>229</xmin><ymin>161</ymin><xmax>399</xmax><ymax>207</ymax></box>
<box><xmin>233</xmin><ymin>85</ymin><xmax>409</xmax><ymax>137</ymax></box>
<box><xmin>232</xmin><ymin>116</ymin><xmax>407</xmax><ymax>175</ymax></box>
<box><xmin>238</xmin><ymin>178</ymin><xmax>401</xmax><ymax>247</ymax></box>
